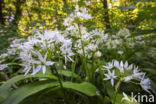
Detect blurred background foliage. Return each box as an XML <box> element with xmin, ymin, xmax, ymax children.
<box><xmin>0</xmin><ymin>0</ymin><xmax>155</xmax><ymax>51</ymax></box>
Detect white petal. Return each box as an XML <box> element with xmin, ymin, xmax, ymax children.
<box><xmin>44</xmin><ymin>53</ymin><xmax>47</xmax><ymax>62</ymax></box>
<box><xmin>114</xmin><ymin>60</ymin><xmax>119</xmax><ymax>68</ymax></box>
<box><xmin>124</xmin><ymin>61</ymin><xmax>128</xmax><ymax>69</ymax></box>
<box><xmin>104</xmin><ymin>74</ymin><xmax>110</xmax><ymax>78</ymax></box>
<box><xmin>24</xmin><ymin>66</ymin><xmax>31</xmax><ymax>76</ymax></box>
<box><xmin>111</xmin><ymin>79</ymin><xmax>114</xmax><ymax>86</ymax></box>
<box><xmin>103</xmin><ymin>77</ymin><xmax>110</xmax><ymax>80</ymax></box>
<box><xmin>128</xmin><ymin>64</ymin><xmax>133</xmax><ymax>70</ymax></box>
<box><xmin>124</xmin><ymin>76</ymin><xmax>132</xmax><ymax>82</ymax></box>
<box><xmin>112</xmin><ymin>70</ymin><xmax>115</xmax><ymax>75</ymax></box>
<box><xmin>120</xmin><ymin>67</ymin><xmax>124</xmax><ymax>73</ymax></box>
<box><xmin>120</xmin><ymin>61</ymin><xmax>123</xmax><ymax>67</ymax></box>
<box><xmin>31</xmin><ymin>60</ymin><xmax>41</xmax><ymax>64</ymax></box>
<box><xmin>31</xmin><ymin>65</ymin><xmax>41</xmax><ymax>75</ymax></box>
<box><xmin>37</xmin><ymin>52</ymin><xmax>43</xmax><ymax>61</ymax></box>
<box><xmin>46</xmin><ymin>61</ymin><xmax>55</xmax><ymax>66</ymax></box>
<box><xmin>67</xmin><ymin>56</ymin><xmax>74</xmax><ymax>62</ymax></box>
<box><xmin>42</xmin><ymin>65</ymin><xmax>46</xmax><ymax>74</ymax></box>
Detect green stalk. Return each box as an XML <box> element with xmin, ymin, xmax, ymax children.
<box><xmin>113</xmin><ymin>79</ymin><xmax>122</xmax><ymax>104</ymax></box>
<box><xmin>54</xmin><ymin>68</ymin><xmax>70</xmax><ymax>104</ymax></box>
<box><xmin>78</xmin><ymin>24</ymin><xmax>89</xmax><ymax>80</ymax></box>
<box><xmin>71</xmin><ymin>56</ymin><xmax>76</xmax><ymax>81</ymax></box>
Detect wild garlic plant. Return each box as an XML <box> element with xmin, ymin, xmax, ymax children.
<box><xmin>0</xmin><ymin>3</ymin><xmax>153</xmax><ymax>104</ymax></box>
<box><xmin>101</xmin><ymin>60</ymin><xmax>151</xmax><ymax>94</ymax></box>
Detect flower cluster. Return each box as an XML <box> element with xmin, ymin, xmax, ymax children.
<box><xmin>63</xmin><ymin>5</ymin><xmax>92</xmax><ymax>26</ymax></box>
<box><xmin>103</xmin><ymin>60</ymin><xmax>151</xmax><ymax>93</ymax></box>
<box><xmin>0</xmin><ymin>29</ymin><xmax>76</xmax><ymax>75</ymax></box>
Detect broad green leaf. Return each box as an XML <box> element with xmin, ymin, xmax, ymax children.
<box><xmin>0</xmin><ymin>74</ymin><xmax>57</xmax><ymax>91</ymax></box>
<box><xmin>151</xmin><ymin>80</ymin><xmax>156</xmax><ymax>95</ymax></box>
<box><xmin>0</xmin><ymin>74</ymin><xmax>57</xmax><ymax>103</ymax></box>
<box><xmin>58</xmin><ymin>70</ymin><xmax>80</xmax><ymax>79</ymax></box>
<box><xmin>63</xmin><ymin>82</ymin><xmax>99</xmax><ymax>96</ymax></box>
<box><xmin>142</xmin><ymin>68</ymin><xmax>156</xmax><ymax>75</ymax></box>
<box><xmin>2</xmin><ymin>81</ymin><xmax>59</xmax><ymax>104</ymax></box>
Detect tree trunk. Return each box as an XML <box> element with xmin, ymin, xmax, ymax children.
<box><xmin>12</xmin><ymin>0</ymin><xmax>26</xmax><ymax>26</ymax></box>
<box><xmin>0</xmin><ymin>0</ymin><xmax>5</xmax><ymax>25</ymax></box>
<box><xmin>102</xmin><ymin>0</ymin><xmax>111</xmax><ymax>29</ymax></box>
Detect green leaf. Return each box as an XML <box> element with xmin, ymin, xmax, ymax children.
<box><xmin>58</xmin><ymin>70</ymin><xmax>80</xmax><ymax>79</ymax></box>
<box><xmin>151</xmin><ymin>80</ymin><xmax>156</xmax><ymax>95</ymax></box>
<box><xmin>63</xmin><ymin>82</ymin><xmax>99</xmax><ymax>96</ymax></box>
<box><xmin>0</xmin><ymin>74</ymin><xmax>57</xmax><ymax>103</ymax></box>
<box><xmin>142</xmin><ymin>68</ymin><xmax>156</xmax><ymax>75</ymax></box>
<box><xmin>0</xmin><ymin>74</ymin><xmax>57</xmax><ymax>91</ymax></box>
<box><xmin>131</xmin><ymin>29</ymin><xmax>156</xmax><ymax>36</ymax></box>
<box><xmin>2</xmin><ymin>81</ymin><xmax>59</xmax><ymax>104</ymax></box>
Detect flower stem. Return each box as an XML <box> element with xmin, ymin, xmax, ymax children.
<box><xmin>78</xmin><ymin>24</ymin><xmax>89</xmax><ymax>80</ymax></box>
<box><xmin>113</xmin><ymin>80</ymin><xmax>122</xmax><ymax>104</ymax></box>
<box><xmin>54</xmin><ymin>68</ymin><xmax>70</xmax><ymax>104</ymax></box>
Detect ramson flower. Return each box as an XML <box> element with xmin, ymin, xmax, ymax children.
<box><xmin>32</xmin><ymin>52</ymin><xmax>55</xmax><ymax>75</ymax></box>
<box><xmin>0</xmin><ymin>64</ymin><xmax>8</xmax><ymax>71</ymax></box>
<box><xmin>94</xmin><ymin>51</ymin><xmax>102</xmax><ymax>57</ymax></box>
<box><xmin>103</xmin><ymin>62</ymin><xmax>113</xmax><ymax>70</ymax></box>
<box><xmin>140</xmin><ymin>78</ymin><xmax>151</xmax><ymax>94</ymax></box>
<box><xmin>22</xmin><ymin>62</ymin><xmax>33</xmax><ymax>75</ymax></box>
<box><xmin>132</xmin><ymin>67</ymin><xmax>145</xmax><ymax>79</ymax></box>
<box><xmin>102</xmin><ymin>60</ymin><xmax>151</xmax><ymax>93</ymax></box>
<box><xmin>103</xmin><ymin>70</ymin><xmax>117</xmax><ymax>86</ymax></box>
<box><xmin>60</xmin><ymin>40</ymin><xmax>74</xmax><ymax>64</ymax></box>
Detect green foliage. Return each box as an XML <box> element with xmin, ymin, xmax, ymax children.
<box><xmin>63</xmin><ymin>82</ymin><xmax>99</xmax><ymax>96</ymax></box>
<box><xmin>2</xmin><ymin>81</ymin><xmax>59</xmax><ymax>104</ymax></box>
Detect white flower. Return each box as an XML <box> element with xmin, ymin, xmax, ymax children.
<box><xmin>124</xmin><ymin>76</ymin><xmax>133</xmax><ymax>82</ymax></box>
<box><xmin>0</xmin><ymin>64</ymin><xmax>8</xmax><ymax>71</ymax></box>
<box><xmin>22</xmin><ymin>63</ymin><xmax>33</xmax><ymax>76</ymax></box>
<box><xmin>103</xmin><ymin>70</ymin><xmax>117</xmax><ymax>86</ymax></box>
<box><xmin>31</xmin><ymin>52</ymin><xmax>55</xmax><ymax>75</ymax></box>
<box><xmin>63</xmin><ymin>5</ymin><xmax>92</xmax><ymax>26</ymax></box>
<box><xmin>60</xmin><ymin>40</ymin><xmax>74</xmax><ymax>64</ymax></box>
<box><xmin>113</xmin><ymin>60</ymin><xmax>124</xmax><ymax>73</ymax></box>
<box><xmin>103</xmin><ymin>62</ymin><xmax>113</xmax><ymax>70</ymax></box>
<box><xmin>113</xmin><ymin>60</ymin><xmax>120</xmax><ymax>68</ymax></box>
<box><xmin>118</xmin><ymin>51</ymin><xmax>124</xmax><ymax>55</ymax></box>
<box><xmin>119</xmin><ymin>61</ymin><xmax>124</xmax><ymax>73</ymax></box>
<box><xmin>140</xmin><ymin>78</ymin><xmax>151</xmax><ymax>94</ymax></box>
<box><xmin>77</xmin><ymin>49</ymin><xmax>83</xmax><ymax>55</ymax></box>
<box><xmin>132</xmin><ymin>67</ymin><xmax>145</xmax><ymax>79</ymax></box>
<box><xmin>128</xmin><ymin>64</ymin><xmax>133</xmax><ymax>70</ymax></box>
<box><xmin>0</xmin><ymin>53</ymin><xmax>8</xmax><ymax>59</ymax></box>
<box><xmin>88</xmin><ymin>44</ymin><xmax>97</xmax><ymax>51</ymax></box>
<box><xmin>95</xmin><ymin>68</ymin><xmax>99</xmax><ymax>72</ymax></box>
<box><xmin>113</xmin><ymin>60</ymin><xmax>133</xmax><ymax>73</ymax></box>
<box><xmin>124</xmin><ymin>61</ymin><xmax>128</xmax><ymax>69</ymax></box>
<box><xmin>95</xmin><ymin>51</ymin><xmax>102</xmax><ymax>57</ymax></box>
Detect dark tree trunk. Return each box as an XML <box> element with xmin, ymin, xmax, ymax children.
<box><xmin>12</xmin><ymin>0</ymin><xmax>26</xmax><ymax>26</ymax></box>
<box><xmin>102</xmin><ymin>0</ymin><xmax>111</xmax><ymax>29</ymax></box>
<box><xmin>0</xmin><ymin>0</ymin><xmax>5</xmax><ymax>25</ymax></box>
